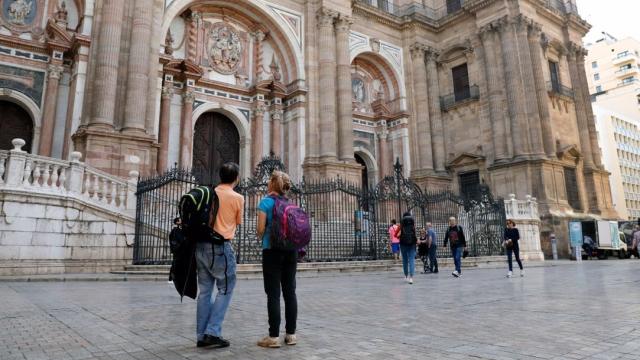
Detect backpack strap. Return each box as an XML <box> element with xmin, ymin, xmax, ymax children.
<box><xmin>210</xmin><ymin>187</ymin><xmax>220</xmax><ymax>228</ymax></box>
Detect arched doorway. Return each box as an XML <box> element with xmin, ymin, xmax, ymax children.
<box><xmin>192</xmin><ymin>112</ymin><xmax>240</xmax><ymax>185</ymax></box>
<box><xmin>355</xmin><ymin>153</ymin><xmax>369</xmax><ymax>193</ymax></box>
<box><xmin>0</xmin><ymin>100</ymin><xmax>33</xmax><ymax>152</ymax></box>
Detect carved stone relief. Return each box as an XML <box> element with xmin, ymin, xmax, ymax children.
<box><xmin>207</xmin><ymin>22</ymin><xmax>242</xmax><ymax>75</ymax></box>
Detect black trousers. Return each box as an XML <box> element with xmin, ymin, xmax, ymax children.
<box><xmin>262</xmin><ymin>249</ymin><xmax>297</xmax><ymax>337</ymax></box>
<box><xmin>507</xmin><ymin>243</ymin><xmax>523</xmax><ymax>271</ymax></box>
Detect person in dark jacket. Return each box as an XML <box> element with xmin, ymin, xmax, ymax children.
<box><xmin>504</xmin><ymin>219</ymin><xmax>524</xmax><ymax>278</ymax></box>
<box><xmin>396</xmin><ymin>211</ymin><xmax>417</xmax><ymax>284</ymax></box>
<box><xmin>444</xmin><ymin>217</ymin><xmax>466</xmax><ymax>278</ymax></box>
<box><xmin>427</xmin><ymin>222</ymin><xmax>438</xmax><ymax>273</ymax></box>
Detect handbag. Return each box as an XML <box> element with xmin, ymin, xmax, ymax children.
<box><xmin>462</xmin><ymin>249</ymin><xmax>469</xmax><ymax>258</ymax></box>
<box><xmin>504</xmin><ymin>239</ymin><xmax>514</xmax><ymax>250</ymax></box>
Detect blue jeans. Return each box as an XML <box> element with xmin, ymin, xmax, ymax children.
<box><xmin>196</xmin><ymin>242</ymin><xmax>237</xmax><ymax>340</ymax></box>
<box><xmin>400</xmin><ymin>244</ymin><xmax>416</xmax><ymax>277</ymax></box>
<box><xmin>452</xmin><ymin>246</ymin><xmax>463</xmax><ymax>273</ymax></box>
<box><xmin>428</xmin><ymin>245</ymin><xmax>438</xmax><ymax>273</ymax></box>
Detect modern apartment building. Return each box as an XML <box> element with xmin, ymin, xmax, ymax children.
<box><xmin>586</xmin><ymin>34</ymin><xmax>640</xmax><ymax>220</ymax></box>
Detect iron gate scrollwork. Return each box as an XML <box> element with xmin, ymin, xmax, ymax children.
<box><xmin>133</xmin><ymin>156</ymin><xmax>507</xmax><ymax>265</ymax></box>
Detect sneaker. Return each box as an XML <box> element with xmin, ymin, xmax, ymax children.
<box><xmin>284</xmin><ymin>334</ymin><xmax>297</xmax><ymax>346</ymax></box>
<box><xmin>197</xmin><ymin>335</ymin><xmax>230</xmax><ymax>349</ymax></box>
<box><xmin>409</xmin><ymin>277</ymin><xmax>413</xmax><ymax>284</ymax></box>
<box><xmin>257</xmin><ymin>336</ymin><xmax>281</xmax><ymax>348</ymax></box>
<box><xmin>520</xmin><ymin>269</ymin><xmax>525</xmax><ymax>277</ymax></box>
<box><xmin>452</xmin><ymin>271</ymin><xmax>459</xmax><ymax>278</ymax></box>
<box><xmin>507</xmin><ymin>271</ymin><xmax>512</xmax><ymax>278</ymax></box>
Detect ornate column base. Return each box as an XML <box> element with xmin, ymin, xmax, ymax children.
<box><xmin>410</xmin><ymin>173</ymin><xmax>452</xmax><ymax>191</ymax></box>
<box><xmin>72</xmin><ymin>126</ymin><xmax>159</xmax><ymax>178</ymax></box>
<box><xmin>302</xmin><ymin>159</ymin><xmax>362</xmax><ymax>185</ymax></box>
<box><xmin>583</xmin><ymin>168</ymin><xmax>618</xmax><ymax>218</ymax></box>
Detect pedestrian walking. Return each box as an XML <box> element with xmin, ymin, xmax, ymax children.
<box><xmin>427</xmin><ymin>222</ymin><xmax>438</xmax><ymax>273</ymax></box>
<box><xmin>196</xmin><ymin>163</ymin><xmax>244</xmax><ymax>349</ymax></box>
<box><xmin>444</xmin><ymin>217</ymin><xmax>466</xmax><ymax>278</ymax></box>
<box><xmin>256</xmin><ymin>171</ymin><xmax>299</xmax><ymax>348</ymax></box>
<box><xmin>388</xmin><ymin>219</ymin><xmax>400</xmax><ymax>261</ymax></box>
<box><xmin>396</xmin><ymin>211</ymin><xmax>417</xmax><ymax>284</ymax></box>
<box><xmin>631</xmin><ymin>225</ymin><xmax>640</xmax><ymax>259</ymax></box>
<box><xmin>504</xmin><ymin>219</ymin><xmax>524</xmax><ymax>278</ymax></box>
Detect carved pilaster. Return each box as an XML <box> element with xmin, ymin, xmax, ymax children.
<box><xmin>317</xmin><ymin>7</ymin><xmax>339</xmax><ymax>159</ymax></box>
<box><xmin>336</xmin><ymin>14</ymin><xmax>354</xmax><ymax>162</ymax></box>
<box><xmin>566</xmin><ymin>42</ymin><xmax>594</xmax><ymax>168</ymax></box>
<box><xmin>39</xmin><ymin>64</ymin><xmax>64</xmax><ymax>156</ymax></box>
<box><xmin>179</xmin><ymin>91</ymin><xmax>195</xmax><ymax>167</ymax></box>
<box><xmin>410</xmin><ymin>42</ymin><xmax>433</xmax><ymax>171</ymax></box>
<box><xmin>157</xmin><ymin>86</ymin><xmax>174</xmax><ymax>171</ymax></box>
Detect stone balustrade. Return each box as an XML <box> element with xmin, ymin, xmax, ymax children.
<box><xmin>0</xmin><ymin>138</ymin><xmax>138</xmax><ymax>276</ymax></box>
<box><xmin>504</xmin><ymin>194</ymin><xmax>544</xmax><ymax>261</ymax></box>
<box><xmin>0</xmin><ymin>139</ymin><xmax>137</xmax><ymax>217</ymax></box>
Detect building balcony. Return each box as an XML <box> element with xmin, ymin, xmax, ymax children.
<box><xmin>440</xmin><ymin>85</ymin><xmax>479</xmax><ymax>111</ymax></box>
<box><xmin>612</xmin><ymin>52</ymin><xmax>637</xmax><ymax>65</ymax></box>
<box><xmin>615</xmin><ymin>66</ymin><xmax>639</xmax><ymax>77</ymax></box>
<box><xmin>547</xmin><ymin>81</ymin><xmax>575</xmax><ymax>99</ymax></box>
<box><xmin>617</xmin><ymin>78</ymin><xmax>640</xmax><ymax>88</ymax></box>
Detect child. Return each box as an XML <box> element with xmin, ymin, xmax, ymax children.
<box><xmin>417</xmin><ymin>228</ymin><xmax>430</xmax><ymax>273</ymax></box>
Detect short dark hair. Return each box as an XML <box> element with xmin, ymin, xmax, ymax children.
<box><xmin>219</xmin><ymin>162</ymin><xmax>240</xmax><ymax>184</ymax></box>
<box><xmin>173</xmin><ymin>217</ymin><xmax>181</xmax><ymax>225</ymax></box>
<box><xmin>391</xmin><ymin>219</ymin><xmax>397</xmax><ymax>224</ymax></box>
<box><xmin>403</xmin><ymin>211</ymin><xmax>411</xmax><ymax>217</ymax></box>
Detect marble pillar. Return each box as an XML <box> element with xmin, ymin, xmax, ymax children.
<box><xmin>410</xmin><ymin>43</ymin><xmax>433</xmax><ymax>171</ymax></box>
<box><xmin>186</xmin><ymin>12</ymin><xmax>199</xmax><ymax>63</ymax></box>
<box><xmin>39</xmin><ymin>64</ymin><xmax>64</xmax><ymax>156</ymax></box>
<box><xmin>425</xmin><ymin>47</ymin><xmax>445</xmax><ymax>172</ymax></box>
<box><xmin>157</xmin><ymin>86</ymin><xmax>173</xmax><ymax>172</ymax></box>
<box><xmin>317</xmin><ymin>8</ymin><xmax>338</xmax><ymax>159</ymax></box>
<box><xmin>179</xmin><ymin>91</ymin><xmax>194</xmax><ymax>168</ymax></box>
<box><xmin>89</xmin><ymin>0</ymin><xmax>125</xmax><ymax>128</ymax></box>
<box><xmin>378</xmin><ymin>128</ymin><xmax>390</xmax><ymax>177</ymax></box>
<box><xmin>515</xmin><ymin>16</ymin><xmax>545</xmax><ymax>157</ymax></box>
<box><xmin>270</xmin><ymin>107</ymin><xmax>283</xmax><ymax>157</ymax></box>
<box><xmin>335</xmin><ymin>15</ymin><xmax>354</xmax><ymax>162</ymax></box>
<box><xmin>123</xmin><ymin>0</ymin><xmax>154</xmax><ymax>133</ymax></box>
<box><xmin>479</xmin><ymin>24</ymin><xmax>509</xmax><ymax>163</ymax></box>
<box><xmin>567</xmin><ymin>44</ymin><xmax>595</xmax><ymax>168</ymax></box>
<box><xmin>497</xmin><ymin>17</ymin><xmax>528</xmax><ymax>159</ymax></box>
<box><xmin>252</xmin><ymin>103</ymin><xmax>266</xmax><ymax>167</ymax></box>
<box><xmin>527</xmin><ymin>23</ymin><xmax>556</xmax><ymax>158</ymax></box>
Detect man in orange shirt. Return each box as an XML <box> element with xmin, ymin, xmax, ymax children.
<box><xmin>196</xmin><ymin>163</ymin><xmax>245</xmax><ymax>349</ymax></box>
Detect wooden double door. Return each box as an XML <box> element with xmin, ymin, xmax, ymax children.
<box><xmin>192</xmin><ymin>112</ymin><xmax>240</xmax><ymax>185</ymax></box>
<box><xmin>0</xmin><ymin>100</ymin><xmax>33</xmax><ymax>152</ymax></box>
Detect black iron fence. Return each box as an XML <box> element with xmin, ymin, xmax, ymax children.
<box><xmin>133</xmin><ymin>156</ymin><xmax>506</xmax><ymax>265</ymax></box>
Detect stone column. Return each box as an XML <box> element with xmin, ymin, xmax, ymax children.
<box><xmin>425</xmin><ymin>47</ymin><xmax>445</xmax><ymax>172</ymax></box>
<box><xmin>527</xmin><ymin>23</ymin><xmax>556</xmax><ymax>158</ymax></box>
<box><xmin>335</xmin><ymin>15</ymin><xmax>354</xmax><ymax>162</ymax></box>
<box><xmin>179</xmin><ymin>91</ymin><xmax>194</xmax><ymax>168</ymax></box>
<box><xmin>89</xmin><ymin>0</ymin><xmax>125</xmax><ymax>128</ymax></box>
<box><xmin>515</xmin><ymin>15</ymin><xmax>545</xmax><ymax>157</ymax></box>
<box><xmin>156</xmin><ymin>85</ymin><xmax>173</xmax><ymax>172</ymax></box>
<box><xmin>253</xmin><ymin>30</ymin><xmax>266</xmax><ymax>82</ymax></box>
<box><xmin>122</xmin><ymin>0</ymin><xmax>154</xmax><ymax>133</ymax></box>
<box><xmin>270</xmin><ymin>107</ymin><xmax>283</xmax><ymax>157</ymax></box>
<box><xmin>479</xmin><ymin>24</ymin><xmax>509</xmax><ymax>162</ymax></box>
<box><xmin>252</xmin><ymin>103</ymin><xmax>266</xmax><ymax>167</ymax></box>
<box><xmin>410</xmin><ymin>43</ymin><xmax>433</xmax><ymax>171</ymax></box>
<box><xmin>317</xmin><ymin>8</ymin><xmax>338</xmax><ymax>159</ymax></box>
<box><xmin>186</xmin><ymin>12</ymin><xmax>199</xmax><ymax>63</ymax></box>
<box><xmin>378</xmin><ymin>127</ymin><xmax>390</xmax><ymax>177</ymax></box>
<box><xmin>566</xmin><ymin>44</ymin><xmax>594</xmax><ymax>168</ymax></box>
<box><xmin>497</xmin><ymin>17</ymin><xmax>528</xmax><ymax>159</ymax></box>
<box><xmin>576</xmin><ymin>48</ymin><xmax>603</xmax><ymax>167</ymax></box>
<box><xmin>39</xmin><ymin>64</ymin><xmax>63</xmax><ymax>156</ymax></box>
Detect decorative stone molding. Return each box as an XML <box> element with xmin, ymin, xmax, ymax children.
<box><xmin>409</xmin><ymin>43</ymin><xmax>426</xmax><ymax>59</ymax></box>
<box><xmin>334</xmin><ymin>15</ymin><xmax>353</xmax><ymax>33</ymax></box>
<box><xmin>316</xmin><ymin>7</ymin><xmax>338</xmax><ymax>27</ymax></box>
<box><xmin>182</xmin><ymin>90</ymin><xmax>195</xmax><ymax>104</ymax></box>
<box><xmin>370</xmin><ymin>38</ymin><xmax>380</xmax><ymax>53</ymax></box>
<box><xmin>47</xmin><ymin>64</ymin><xmax>64</xmax><ymax>79</ymax></box>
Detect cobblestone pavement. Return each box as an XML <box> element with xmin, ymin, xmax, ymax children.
<box><xmin>1</xmin><ymin>261</ymin><xmax>639</xmax><ymax>360</ymax></box>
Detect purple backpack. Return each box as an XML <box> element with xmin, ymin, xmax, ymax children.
<box><xmin>269</xmin><ymin>195</ymin><xmax>311</xmax><ymax>251</ymax></box>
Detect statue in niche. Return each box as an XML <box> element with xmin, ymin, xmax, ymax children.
<box><xmin>269</xmin><ymin>55</ymin><xmax>281</xmax><ymax>82</ymax></box>
<box><xmin>7</xmin><ymin>0</ymin><xmax>33</xmax><ymax>25</ymax></box>
<box><xmin>54</xmin><ymin>1</ymin><xmax>68</xmax><ymax>26</ymax></box>
<box><xmin>208</xmin><ymin>23</ymin><xmax>242</xmax><ymax>75</ymax></box>
<box><xmin>164</xmin><ymin>29</ymin><xmax>174</xmax><ymax>55</ymax></box>
<box><xmin>352</xmin><ymin>78</ymin><xmax>365</xmax><ymax>103</ymax></box>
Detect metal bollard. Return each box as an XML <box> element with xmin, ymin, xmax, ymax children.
<box><xmin>551</xmin><ymin>233</ymin><xmax>558</xmax><ymax>261</ymax></box>
<box><xmin>575</xmin><ymin>246</ymin><xmax>582</xmax><ymax>262</ymax></box>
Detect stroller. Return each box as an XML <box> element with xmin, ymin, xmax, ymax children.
<box><xmin>418</xmin><ymin>242</ymin><xmax>431</xmax><ymax>274</ymax></box>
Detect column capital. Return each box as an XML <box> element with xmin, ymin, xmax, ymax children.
<box><xmin>182</xmin><ymin>90</ymin><xmax>195</xmax><ymax>104</ymax></box>
<box><xmin>47</xmin><ymin>64</ymin><xmax>64</xmax><ymax>79</ymax></box>
<box><xmin>161</xmin><ymin>86</ymin><xmax>174</xmax><ymax>99</ymax></box>
<box><xmin>425</xmin><ymin>46</ymin><xmax>439</xmax><ymax>62</ymax></box>
<box><xmin>270</xmin><ymin>109</ymin><xmax>283</xmax><ymax>122</ymax></box>
<box><xmin>527</xmin><ymin>21</ymin><xmax>542</xmax><ymax>39</ymax></box>
<box><xmin>189</xmin><ymin>10</ymin><xmax>201</xmax><ymax>24</ymax></box>
<box><xmin>514</xmin><ymin>14</ymin><xmax>532</xmax><ymax>31</ymax></box>
<box><xmin>409</xmin><ymin>43</ymin><xmax>427</xmax><ymax>60</ymax></box>
<box><xmin>252</xmin><ymin>29</ymin><xmax>266</xmax><ymax>42</ymax></box>
<box><xmin>254</xmin><ymin>103</ymin><xmax>267</xmax><ymax>118</ymax></box>
<box><xmin>566</xmin><ymin>42</ymin><xmax>582</xmax><ymax>60</ymax></box>
<box><xmin>479</xmin><ymin>23</ymin><xmax>498</xmax><ymax>42</ymax></box>
<box><xmin>494</xmin><ymin>16</ymin><xmax>511</xmax><ymax>32</ymax></box>
<box><xmin>317</xmin><ymin>7</ymin><xmax>338</xmax><ymax>27</ymax></box>
<box><xmin>334</xmin><ymin>15</ymin><xmax>353</xmax><ymax>33</ymax></box>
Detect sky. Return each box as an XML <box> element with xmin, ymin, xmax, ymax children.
<box><xmin>577</xmin><ymin>0</ymin><xmax>640</xmax><ymax>43</ymax></box>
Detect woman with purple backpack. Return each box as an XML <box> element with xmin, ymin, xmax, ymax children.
<box><xmin>256</xmin><ymin>171</ymin><xmax>298</xmax><ymax>348</ymax></box>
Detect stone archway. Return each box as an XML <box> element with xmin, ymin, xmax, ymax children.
<box><xmin>0</xmin><ymin>100</ymin><xmax>34</xmax><ymax>152</ymax></box>
<box><xmin>192</xmin><ymin>112</ymin><xmax>240</xmax><ymax>185</ymax></box>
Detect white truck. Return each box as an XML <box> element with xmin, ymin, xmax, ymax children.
<box><xmin>593</xmin><ymin>220</ymin><xmax>628</xmax><ymax>259</ymax></box>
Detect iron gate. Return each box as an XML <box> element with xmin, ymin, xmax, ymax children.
<box><xmin>133</xmin><ymin>156</ymin><xmax>506</xmax><ymax>265</ymax></box>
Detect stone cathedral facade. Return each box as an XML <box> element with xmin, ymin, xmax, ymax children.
<box><xmin>0</xmin><ymin>0</ymin><xmax>617</xmax><ymax>254</ymax></box>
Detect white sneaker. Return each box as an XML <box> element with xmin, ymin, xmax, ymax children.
<box><xmin>452</xmin><ymin>271</ymin><xmax>459</xmax><ymax>278</ymax></box>
<box><xmin>409</xmin><ymin>277</ymin><xmax>413</xmax><ymax>284</ymax></box>
<box><xmin>284</xmin><ymin>334</ymin><xmax>297</xmax><ymax>346</ymax></box>
<box><xmin>507</xmin><ymin>271</ymin><xmax>512</xmax><ymax>278</ymax></box>
<box><xmin>520</xmin><ymin>269</ymin><xmax>525</xmax><ymax>277</ymax></box>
